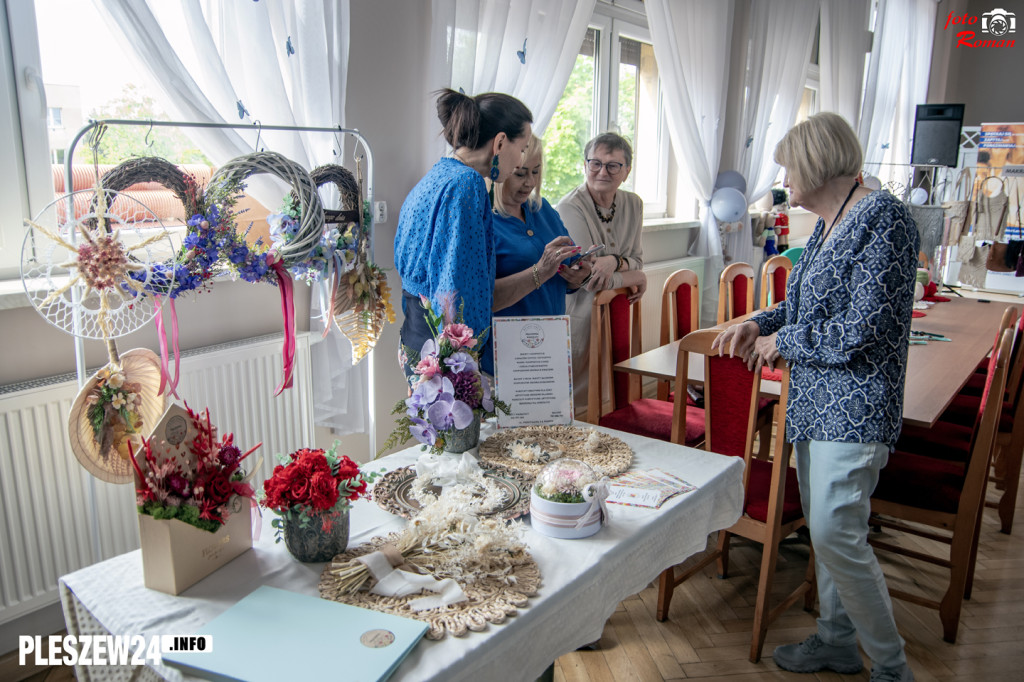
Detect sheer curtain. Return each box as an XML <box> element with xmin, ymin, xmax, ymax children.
<box><xmin>859</xmin><ymin>0</ymin><xmax>935</xmax><ymax>186</ymax></box>
<box><xmin>424</xmin><ymin>0</ymin><xmax>596</xmax><ymax>162</ymax></box>
<box><xmin>647</xmin><ymin>0</ymin><xmax>734</xmax><ymax>325</ymax></box>
<box><xmin>92</xmin><ymin>0</ymin><xmax>366</xmax><ymax>434</ymax></box>
<box><xmin>819</xmin><ymin>0</ymin><xmax>870</xmax><ymax>127</ymax></box>
<box><xmin>727</xmin><ymin>0</ymin><xmax>818</xmax><ymax>270</ymax></box>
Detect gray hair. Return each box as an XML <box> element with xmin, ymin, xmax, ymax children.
<box><xmin>584</xmin><ymin>132</ymin><xmax>633</xmax><ymax>167</ymax></box>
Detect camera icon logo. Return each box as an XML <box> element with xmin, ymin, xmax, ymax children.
<box><xmin>982</xmin><ymin>8</ymin><xmax>1016</xmax><ymax>36</ymax></box>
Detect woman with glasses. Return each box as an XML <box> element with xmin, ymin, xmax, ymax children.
<box><xmin>394</xmin><ymin>88</ymin><xmax>533</xmax><ymax>378</ymax></box>
<box><xmin>556</xmin><ymin>132</ymin><xmax>647</xmax><ymax>413</ymax></box>
<box><xmin>492</xmin><ymin>134</ymin><xmax>592</xmax><ymax>317</ymax></box>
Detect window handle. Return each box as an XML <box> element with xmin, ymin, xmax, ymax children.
<box><xmin>23</xmin><ymin>66</ymin><xmax>47</xmax><ymax>116</ymax></box>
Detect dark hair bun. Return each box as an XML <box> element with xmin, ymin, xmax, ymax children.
<box><xmin>435</xmin><ymin>89</ymin><xmax>533</xmax><ymax>151</ymax></box>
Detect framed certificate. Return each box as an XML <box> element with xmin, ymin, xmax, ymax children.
<box><xmin>492</xmin><ymin>316</ymin><xmax>573</xmax><ymax>427</ymax></box>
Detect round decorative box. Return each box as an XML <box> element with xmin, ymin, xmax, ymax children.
<box><xmin>529</xmin><ymin>489</ymin><xmax>603</xmax><ymax>539</ymax></box>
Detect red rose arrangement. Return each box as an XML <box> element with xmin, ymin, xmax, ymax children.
<box><xmin>261</xmin><ymin>442</ymin><xmax>378</xmax><ymax>537</ymax></box>
<box><xmin>130</xmin><ymin>406</ymin><xmax>260</xmax><ymax>533</ymax></box>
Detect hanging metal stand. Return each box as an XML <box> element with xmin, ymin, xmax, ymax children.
<box><xmin>61</xmin><ymin>118</ymin><xmax>379</xmax><ymax>494</ymax></box>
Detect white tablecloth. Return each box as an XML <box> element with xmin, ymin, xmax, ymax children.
<box><xmin>59</xmin><ymin>424</ymin><xmax>743</xmax><ymax>682</ymax></box>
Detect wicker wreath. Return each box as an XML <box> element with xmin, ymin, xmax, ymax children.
<box><xmin>208</xmin><ymin>151</ymin><xmax>324</xmax><ymax>268</ymax></box>
<box><xmin>95</xmin><ymin>156</ymin><xmax>203</xmax><ymax>218</ymax></box>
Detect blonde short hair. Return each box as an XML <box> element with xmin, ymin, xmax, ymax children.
<box><xmin>774</xmin><ymin>112</ymin><xmax>863</xmax><ymax>193</ymax></box>
<box><xmin>493</xmin><ymin>133</ymin><xmax>544</xmax><ymax>218</ymax></box>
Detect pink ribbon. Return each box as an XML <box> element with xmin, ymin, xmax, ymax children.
<box><xmin>270</xmin><ymin>254</ymin><xmax>296</xmax><ymax>395</ymax></box>
<box><xmin>154</xmin><ymin>296</ymin><xmax>181</xmax><ymax>398</ymax></box>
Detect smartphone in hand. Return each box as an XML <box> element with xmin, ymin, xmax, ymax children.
<box><xmin>568</xmin><ymin>243</ymin><xmax>605</xmax><ymax>267</ymax></box>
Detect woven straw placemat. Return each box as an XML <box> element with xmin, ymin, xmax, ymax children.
<box><xmin>319</xmin><ymin>534</ymin><xmax>540</xmax><ymax>639</ymax></box>
<box><xmin>479</xmin><ymin>425</ymin><xmax>633</xmax><ymax>477</ymax></box>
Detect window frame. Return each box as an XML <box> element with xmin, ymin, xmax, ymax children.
<box><xmin>2</xmin><ymin>0</ymin><xmax>54</xmax><ymax>280</ymax></box>
<box><xmin>591</xmin><ymin>2</ymin><xmax>670</xmax><ymax>219</ymax></box>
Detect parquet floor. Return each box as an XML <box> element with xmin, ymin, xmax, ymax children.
<box><xmin>553</xmin><ymin>469</ymin><xmax>1024</xmax><ymax>682</ymax></box>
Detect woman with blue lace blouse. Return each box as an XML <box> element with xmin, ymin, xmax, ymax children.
<box><xmin>713</xmin><ymin>113</ymin><xmax>919</xmax><ymax>682</ymax></box>
<box><xmin>395</xmin><ymin>89</ymin><xmax>532</xmax><ymax>377</ymax></box>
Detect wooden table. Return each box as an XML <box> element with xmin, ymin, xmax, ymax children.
<box><xmin>614</xmin><ymin>298</ymin><xmax>1019</xmax><ymax>428</ymax></box>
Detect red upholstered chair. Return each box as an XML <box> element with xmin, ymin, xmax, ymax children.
<box><xmin>759</xmin><ymin>255</ymin><xmax>792</xmax><ymax>309</ymax></box>
<box><xmin>871</xmin><ymin>328</ymin><xmax>1013</xmax><ymax>643</ymax></box>
<box><xmin>586</xmin><ymin>289</ymin><xmax>703</xmax><ymax>446</ymax></box>
<box><xmin>717</xmin><ymin>262</ymin><xmax>755</xmax><ymax>324</ymax></box>
<box><xmin>657</xmin><ymin>329</ymin><xmax>814</xmax><ymax>662</ymax></box>
<box><xmin>905</xmin><ymin>306</ymin><xmax>1024</xmax><ymax>533</ymax></box>
<box><xmin>657</xmin><ymin>269</ymin><xmax>700</xmax><ymax>401</ymax></box>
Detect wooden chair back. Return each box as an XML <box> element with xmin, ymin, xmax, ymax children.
<box><xmin>586</xmin><ymin>288</ymin><xmax>642</xmax><ymax>424</ymax></box>
<box><xmin>660</xmin><ymin>329</ymin><xmax>813</xmax><ymax>662</ymax></box>
<box><xmin>658</xmin><ymin>269</ymin><xmax>700</xmax><ymax>401</ymax></box>
<box><xmin>717</xmin><ymin>262</ymin><xmax>755</xmax><ymax>324</ymax></box>
<box><xmin>871</xmin><ymin>328</ymin><xmax>1013</xmax><ymax>643</ymax></box>
<box><xmin>660</xmin><ymin>269</ymin><xmax>700</xmax><ymax>345</ymax></box>
<box><xmin>759</xmin><ymin>255</ymin><xmax>792</xmax><ymax>309</ymax></box>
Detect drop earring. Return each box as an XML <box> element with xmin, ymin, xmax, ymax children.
<box><xmin>489</xmin><ymin>154</ymin><xmax>500</xmax><ymax>181</ymax></box>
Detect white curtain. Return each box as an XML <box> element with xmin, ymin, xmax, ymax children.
<box><xmin>647</xmin><ymin>0</ymin><xmax>734</xmax><ymax>325</ymax></box>
<box><xmin>859</xmin><ymin>0</ymin><xmax>935</xmax><ymax>187</ymax></box>
<box><xmin>92</xmin><ymin>0</ymin><xmax>367</xmax><ymax>434</ymax></box>
<box><xmin>727</xmin><ymin>0</ymin><xmax>818</xmax><ymax>269</ymax></box>
<box><xmin>819</xmin><ymin>0</ymin><xmax>870</xmax><ymax>127</ymax></box>
<box><xmin>424</xmin><ymin>0</ymin><xmax>596</xmax><ymax>162</ymax></box>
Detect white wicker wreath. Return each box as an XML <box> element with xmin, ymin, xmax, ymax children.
<box><xmin>208</xmin><ymin>151</ymin><xmax>324</xmax><ymax>268</ymax></box>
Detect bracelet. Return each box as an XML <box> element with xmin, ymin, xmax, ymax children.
<box><xmin>615</xmin><ymin>255</ymin><xmax>626</xmax><ymax>272</ymax></box>
<box><xmin>532</xmin><ymin>264</ymin><xmax>542</xmax><ymax>289</ymax></box>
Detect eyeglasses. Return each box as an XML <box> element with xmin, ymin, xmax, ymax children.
<box><xmin>586</xmin><ymin>159</ymin><xmax>625</xmax><ymax>175</ymax></box>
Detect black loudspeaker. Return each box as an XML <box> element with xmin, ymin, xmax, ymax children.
<box><xmin>911</xmin><ymin>104</ymin><xmax>965</xmax><ymax>167</ymax></box>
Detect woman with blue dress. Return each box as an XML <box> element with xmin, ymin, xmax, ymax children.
<box><xmin>713</xmin><ymin>112</ymin><xmax>918</xmax><ymax>682</ymax></box>
<box><xmin>493</xmin><ymin>134</ymin><xmax>592</xmax><ymax>316</ymax></box>
<box><xmin>394</xmin><ymin>89</ymin><xmax>533</xmax><ymax>376</ymax></box>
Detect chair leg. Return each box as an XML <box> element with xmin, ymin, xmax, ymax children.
<box><xmin>998</xmin><ymin>442</ymin><xmax>1022</xmax><ymax>534</ymax></box>
<box><xmin>716</xmin><ymin>531</ymin><xmax>732</xmax><ymax>578</ymax></box>
<box><xmin>656</xmin><ymin>567</ymin><xmax>675</xmax><ymax>621</ymax></box>
<box><xmin>749</xmin><ymin>537</ymin><xmax>784</xmax><ymax>663</ymax></box>
<box><xmin>757</xmin><ymin>417</ymin><xmax>772</xmax><ymax>460</ymax></box>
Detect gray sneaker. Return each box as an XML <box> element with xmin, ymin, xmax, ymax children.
<box><xmin>870</xmin><ymin>664</ymin><xmax>915</xmax><ymax>681</ymax></box>
<box><xmin>772</xmin><ymin>634</ymin><xmax>864</xmax><ymax>674</ymax></box>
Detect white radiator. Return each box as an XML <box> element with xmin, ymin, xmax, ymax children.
<box><xmin>0</xmin><ymin>333</ymin><xmax>313</xmax><ymax>625</ymax></box>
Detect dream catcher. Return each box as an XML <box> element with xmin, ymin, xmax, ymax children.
<box><xmin>20</xmin><ymin>128</ymin><xmax>174</xmax><ymax>481</ymax></box>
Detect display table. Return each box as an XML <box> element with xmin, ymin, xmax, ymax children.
<box><xmin>59</xmin><ymin>424</ymin><xmax>744</xmax><ymax>682</ymax></box>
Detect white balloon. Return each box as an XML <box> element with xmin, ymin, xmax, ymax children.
<box><xmin>711</xmin><ymin>187</ymin><xmax>747</xmax><ymax>223</ymax></box>
<box><xmin>909</xmin><ymin>187</ymin><xmax>929</xmax><ymax>205</ymax></box>
<box><xmin>862</xmin><ymin>173</ymin><xmax>882</xmax><ymax>191</ymax></box>
<box><xmin>715</xmin><ymin>170</ymin><xmax>747</xmax><ymax>194</ymax></box>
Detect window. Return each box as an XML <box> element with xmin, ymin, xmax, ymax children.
<box><xmin>542</xmin><ymin>2</ymin><xmax>670</xmax><ymax>218</ymax></box>
<box><xmin>795</xmin><ymin>19</ymin><xmax>821</xmax><ymax>125</ymax></box>
<box><xmin>46</xmin><ymin>106</ymin><xmax>61</xmax><ymax>128</ymax></box>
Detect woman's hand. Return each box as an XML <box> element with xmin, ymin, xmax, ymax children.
<box><xmin>711</xmin><ymin>321</ymin><xmax>760</xmax><ymax>360</ymax></box>
<box><xmin>748</xmin><ymin>332</ymin><xmax>780</xmax><ymax>372</ymax></box>
<box><xmin>586</xmin><ymin>254</ymin><xmax>619</xmax><ymax>291</ymax></box>
<box><xmin>536</xmin><ymin>236</ymin><xmax>580</xmax><ymax>281</ymax></box>
<box><xmin>559</xmin><ymin>258</ymin><xmax>592</xmax><ymax>289</ymax></box>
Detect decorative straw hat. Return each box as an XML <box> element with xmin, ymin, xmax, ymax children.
<box><xmin>67</xmin><ymin>347</ymin><xmax>165</xmax><ymax>484</ymax></box>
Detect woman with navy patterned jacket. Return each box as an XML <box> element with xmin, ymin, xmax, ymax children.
<box><xmin>394</xmin><ymin>89</ymin><xmax>532</xmax><ymax>376</ymax></box>
<box><xmin>713</xmin><ymin>113</ymin><xmax>919</xmax><ymax>682</ymax></box>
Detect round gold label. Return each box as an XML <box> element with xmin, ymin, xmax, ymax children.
<box><xmin>360</xmin><ymin>629</ymin><xmax>395</xmax><ymax>648</ymax></box>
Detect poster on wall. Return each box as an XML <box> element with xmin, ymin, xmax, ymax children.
<box><xmin>978</xmin><ymin>123</ymin><xmax>1024</xmax><ymax>292</ymax></box>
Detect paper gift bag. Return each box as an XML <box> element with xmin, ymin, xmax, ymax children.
<box><xmin>138</xmin><ymin>495</ymin><xmax>253</xmax><ymax>595</ymax></box>
<box><xmin>942</xmin><ymin>168</ymin><xmax>973</xmax><ymax>245</ymax></box>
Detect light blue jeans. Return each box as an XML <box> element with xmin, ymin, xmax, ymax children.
<box><xmin>794</xmin><ymin>440</ymin><xmax>907</xmax><ymax>670</ymax></box>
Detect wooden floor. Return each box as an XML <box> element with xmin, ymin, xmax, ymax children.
<box><xmin>553</xmin><ymin>469</ymin><xmax>1024</xmax><ymax>682</ymax></box>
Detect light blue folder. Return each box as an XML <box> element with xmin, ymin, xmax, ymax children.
<box><xmin>163</xmin><ymin>585</ymin><xmax>428</xmax><ymax>682</ymax></box>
